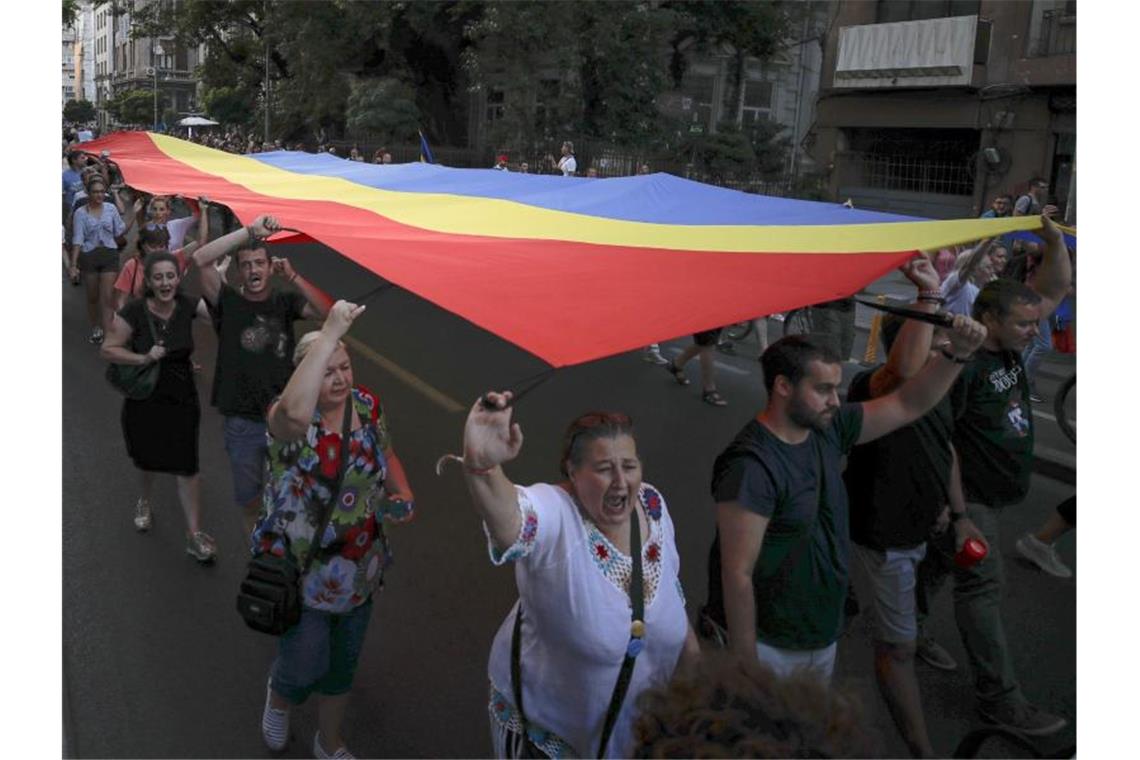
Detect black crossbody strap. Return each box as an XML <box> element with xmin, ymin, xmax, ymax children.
<box><xmin>300</xmin><ymin>395</ymin><xmax>354</xmax><ymax>577</ymax></box>
<box><xmin>509</xmin><ymin>502</ymin><xmax>647</xmax><ymax>758</ymax></box>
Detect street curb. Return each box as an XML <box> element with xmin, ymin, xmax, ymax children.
<box><xmin>1033</xmin><ymin>445</ymin><xmax>1076</xmax><ymax>485</ymax></box>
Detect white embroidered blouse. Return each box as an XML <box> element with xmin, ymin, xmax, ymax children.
<box><xmin>484</xmin><ymin>481</ymin><xmax>689</xmax><ymax>758</ymax></box>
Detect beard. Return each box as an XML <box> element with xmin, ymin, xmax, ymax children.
<box><xmin>788</xmin><ymin>395</ymin><xmax>836</xmax><ymax>433</ymax></box>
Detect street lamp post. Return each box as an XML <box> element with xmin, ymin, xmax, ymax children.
<box><xmin>153</xmin><ymin>43</ymin><xmax>164</xmax><ymax>131</ymax></box>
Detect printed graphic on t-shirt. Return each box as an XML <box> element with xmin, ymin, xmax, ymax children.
<box><xmin>1006</xmin><ymin>398</ymin><xmax>1030</xmax><ymax>437</ymax></box>
<box><xmin>987</xmin><ymin>364</ymin><xmax>1022</xmax><ymax>393</ymax></box>
<box><xmin>239</xmin><ymin>315</ymin><xmax>289</xmax><ymax>359</ymax></box>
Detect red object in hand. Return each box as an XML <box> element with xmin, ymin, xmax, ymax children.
<box><xmin>956</xmin><ymin>538</ymin><xmax>988</xmax><ymax>568</ymax></box>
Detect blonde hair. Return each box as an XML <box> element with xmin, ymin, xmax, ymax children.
<box><xmin>293</xmin><ymin>331</ymin><xmax>346</xmax><ymax>367</ymax></box>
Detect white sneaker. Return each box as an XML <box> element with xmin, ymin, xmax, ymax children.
<box><xmin>262</xmin><ymin>678</ymin><xmax>289</xmax><ymax>751</ymax></box>
<box><xmin>133</xmin><ymin>498</ymin><xmax>152</xmax><ymax>531</ymax></box>
<box><xmin>643</xmin><ymin>345</ymin><xmax>668</xmax><ymax>365</ymax></box>
<box><xmin>313</xmin><ymin>732</ymin><xmax>355</xmax><ymax>759</ymax></box>
<box><xmin>1015</xmin><ymin>533</ymin><xmax>1073</xmax><ymax>578</ymax></box>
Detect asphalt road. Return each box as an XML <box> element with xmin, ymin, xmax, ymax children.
<box><xmin>62</xmin><ymin>242</ymin><xmax>1076</xmax><ymax>758</ymax></box>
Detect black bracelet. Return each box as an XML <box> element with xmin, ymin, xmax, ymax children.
<box><xmin>949</xmin><ymin>511</ymin><xmax>966</xmax><ymax>523</ymax></box>
<box><xmin>917</xmin><ymin>295</ymin><xmax>946</xmax><ymax>305</ymax></box>
<box><xmin>940</xmin><ymin>347</ymin><xmax>972</xmax><ymax>364</ymax></box>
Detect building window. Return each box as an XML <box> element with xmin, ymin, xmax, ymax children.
<box><xmin>843</xmin><ymin>128</ymin><xmax>979</xmax><ymax>196</ymax></box>
<box><xmin>876</xmin><ymin>0</ymin><xmax>980</xmax><ymax>23</ymax></box>
<box><xmin>742</xmin><ymin>80</ymin><xmax>773</xmax><ymax>123</ymax></box>
<box><xmin>1049</xmin><ymin>132</ymin><xmax>1075</xmax><ymax>220</ymax></box>
<box><xmin>485</xmin><ymin>89</ymin><xmax>505</xmax><ymax>123</ymax></box>
<box><xmin>1028</xmin><ymin>0</ymin><xmax>1076</xmax><ymax>57</ymax></box>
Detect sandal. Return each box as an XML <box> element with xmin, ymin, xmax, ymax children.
<box><xmin>665</xmin><ymin>360</ymin><xmax>690</xmax><ymax>386</ymax></box>
<box><xmin>702</xmin><ymin>390</ymin><xmax>728</xmax><ymax>407</ymax></box>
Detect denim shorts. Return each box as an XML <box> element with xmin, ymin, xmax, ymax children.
<box><xmin>850</xmin><ymin>542</ymin><xmax>928</xmax><ymax>644</ymax></box>
<box><xmin>270</xmin><ymin>598</ymin><xmax>375</xmax><ymax>704</ymax></box>
<box><xmin>78</xmin><ymin>246</ymin><xmax>120</xmax><ymax>274</ymax></box>
<box><xmin>222</xmin><ymin>415</ymin><xmax>268</xmax><ymax>505</ymax></box>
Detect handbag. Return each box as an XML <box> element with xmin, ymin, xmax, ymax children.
<box><xmin>236</xmin><ymin>396</ymin><xmax>353</xmax><ymax>636</ymax></box>
<box><xmin>105</xmin><ymin>302</ymin><xmax>161</xmax><ymax>400</ymax></box>
<box><xmin>510</xmin><ymin>500</ymin><xmax>646</xmax><ymax>758</ymax></box>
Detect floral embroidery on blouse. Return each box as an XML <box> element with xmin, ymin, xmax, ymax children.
<box><xmin>251</xmin><ymin>386</ymin><xmax>405</xmax><ymax>613</ymax></box>
<box><xmin>489</xmin><ymin>683</ymin><xmax>576</xmax><ymax>759</ymax></box>
<box><xmin>487</xmin><ymin>487</ymin><xmax>539</xmax><ymax>565</ymax></box>
<box><xmin>583</xmin><ymin>484</ymin><xmax>664</xmax><ymax>606</ymax></box>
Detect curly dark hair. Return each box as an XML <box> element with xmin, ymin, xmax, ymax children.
<box><xmin>631</xmin><ymin>654</ymin><xmax>879</xmax><ymax>758</ymax></box>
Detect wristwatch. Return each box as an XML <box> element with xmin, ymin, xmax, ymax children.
<box><xmin>949</xmin><ymin>511</ymin><xmax>966</xmax><ymax>523</ymax></box>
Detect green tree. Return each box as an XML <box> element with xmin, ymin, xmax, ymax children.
<box><xmin>345</xmin><ymin>78</ymin><xmax>422</xmax><ymax>144</ymax></box>
<box><xmin>64</xmin><ymin>99</ymin><xmax>97</xmax><ymax>123</ymax></box>
<box><xmin>108</xmin><ymin>89</ymin><xmax>156</xmax><ymax>125</ymax></box>
<box><xmin>201</xmin><ymin>86</ymin><xmax>255</xmax><ymax>127</ymax></box>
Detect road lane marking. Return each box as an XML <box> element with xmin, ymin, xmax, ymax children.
<box><xmin>1033</xmin><ymin>410</ymin><xmax>1057</xmax><ymax>422</ymax></box>
<box><xmin>344</xmin><ymin>335</ymin><xmax>465</xmax><ymax>413</ymax></box>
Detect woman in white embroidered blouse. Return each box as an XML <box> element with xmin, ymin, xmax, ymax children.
<box><xmin>461</xmin><ymin>391</ymin><xmax>701</xmax><ymax>759</ymax></box>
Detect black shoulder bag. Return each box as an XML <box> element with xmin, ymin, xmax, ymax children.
<box><xmin>106</xmin><ymin>302</ymin><xmax>161</xmax><ymax>400</ymax></box>
<box><xmin>236</xmin><ymin>396</ymin><xmax>353</xmax><ymax>636</ymax></box>
<box><xmin>510</xmin><ymin>506</ymin><xmax>645</xmax><ymax>758</ymax></box>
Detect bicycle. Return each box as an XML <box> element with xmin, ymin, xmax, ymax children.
<box><xmin>1053</xmin><ymin>372</ymin><xmax>1075</xmax><ymax>444</ymax></box>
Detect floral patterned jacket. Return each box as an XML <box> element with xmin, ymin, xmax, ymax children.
<box><xmin>250</xmin><ymin>385</ymin><xmax>412</xmax><ymax>613</ymax></box>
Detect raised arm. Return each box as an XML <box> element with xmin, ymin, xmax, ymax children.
<box><xmin>955</xmin><ymin>238</ymin><xmax>996</xmax><ymax>288</ymax></box>
<box><xmin>857</xmin><ymin>314</ymin><xmax>987</xmax><ymax>444</ymax></box>
<box><xmin>266</xmin><ymin>299</ymin><xmax>365</xmax><ymax>442</ymax></box>
<box><xmin>717</xmin><ymin>501</ymin><xmax>769</xmax><ymax>663</ymax></box>
<box><xmin>461</xmin><ymin>391</ymin><xmax>525</xmax><ymax>552</ymax></box>
<box><xmin>191</xmin><ymin>214</ymin><xmax>279</xmax><ymax>306</ymax></box>
<box><xmin>1027</xmin><ymin>214</ymin><xmax>1072</xmax><ymax>318</ymax></box>
<box><xmin>868</xmin><ymin>255</ymin><xmax>943</xmax><ymax>398</ymax></box>
<box><xmin>272</xmin><ymin>256</ymin><xmax>333</xmax><ymax>320</ymax></box>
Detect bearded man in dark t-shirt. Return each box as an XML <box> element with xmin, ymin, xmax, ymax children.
<box><xmin>703</xmin><ymin>284</ymin><xmax>987</xmax><ymax>684</ymax></box>
<box><xmin>917</xmin><ymin>214</ymin><xmax>1071</xmax><ymax>738</ymax></box>
<box><xmin>192</xmin><ymin>214</ymin><xmax>332</xmax><ymax>535</ymax></box>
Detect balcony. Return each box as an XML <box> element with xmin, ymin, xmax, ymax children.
<box><xmin>833</xmin><ymin>15</ymin><xmax>987</xmax><ymax>89</ymax></box>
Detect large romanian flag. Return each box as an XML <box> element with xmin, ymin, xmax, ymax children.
<box><xmin>83</xmin><ymin>131</ymin><xmax>1046</xmax><ymax>367</ymax></box>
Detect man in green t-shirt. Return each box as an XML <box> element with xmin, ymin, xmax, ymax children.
<box><xmin>920</xmin><ymin>215</ymin><xmax>1072</xmax><ymax>737</ymax></box>
<box><xmin>705</xmin><ymin>300</ymin><xmax>987</xmax><ymax>683</ymax></box>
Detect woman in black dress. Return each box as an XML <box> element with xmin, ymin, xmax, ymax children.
<box><xmin>101</xmin><ymin>251</ymin><xmax>217</xmax><ymax>562</ymax></box>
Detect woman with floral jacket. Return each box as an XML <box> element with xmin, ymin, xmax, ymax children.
<box><xmin>251</xmin><ymin>300</ymin><xmax>414</xmax><ymax>760</ymax></box>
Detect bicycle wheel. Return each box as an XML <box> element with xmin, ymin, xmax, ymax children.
<box><xmin>1054</xmin><ymin>373</ymin><xmax>1075</xmax><ymax>444</ymax></box>
<box><xmin>722</xmin><ymin>321</ymin><xmax>754</xmax><ymax>342</ymax></box>
<box><xmin>783</xmin><ymin>308</ymin><xmax>814</xmax><ymax>337</ymax></box>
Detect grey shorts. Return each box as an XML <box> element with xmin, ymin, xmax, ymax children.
<box><xmin>851</xmin><ymin>542</ymin><xmax>927</xmax><ymax>644</ymax></box>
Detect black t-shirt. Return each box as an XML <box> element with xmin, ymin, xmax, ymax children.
<box><xmin>119</xmin><ymin>294</ymin><xmax>200</xmax><ymax>402</ymax></box>
<box><xmin>705</xmin><ymin>405</ymin><xmax>864</xmax><ymax>650</ymax></box>
<box><xmin>950</xmin><ymin>349</ymin><xmax>1034</xmax><ymax>506</ymax></box>
<box><xmin>844</xmin><ymin>367</ymin><xmax>954</xmax><ymax>550</ymax></box>
<box><xmin>209</xmin><ymin>284</ymin><xmax>307</xmax><ymax>420</ymax></box>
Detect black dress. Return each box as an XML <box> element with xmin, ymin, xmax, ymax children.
<box><xmin>119</xmin><ymin>294</ymin><xmax>201</xmax><ymax>475</ymax></box>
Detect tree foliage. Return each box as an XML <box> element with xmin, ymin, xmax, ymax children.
<box><xmin>108</xmin><ymin>89</ymin><xmax>157</xmax><ymax>125</ymax></box>
<box><xmin>64</xmin><ymin>99</ymin><xmax>97</xmax><ymax>124</ymax></box>
<box><xmin>123</xmin><ymin>0</ymin><xmax>802</xmax><ymax>163</ymax></box>
<box><xmin>202</xmin><ymin>86</ymin><xmax>255</xmax><ymax>127</ymax></box>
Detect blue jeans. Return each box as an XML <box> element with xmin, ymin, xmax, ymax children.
<box><xmin>270</xmin><ymin>598</ymin><xmax>375</xmax><ymax>704</ymax></box>
<box><xmin>1021</xmin><ymin>318</ymin><xmax>1052</xmax><ymax>393</ymax></box>
<box><xmin>222</xmin><ymin>415</ymin><xmax>268</xmax><ymax>505</ymax></box>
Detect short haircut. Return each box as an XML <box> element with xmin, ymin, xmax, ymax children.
<box><xmin>760</xmin><ymin>335</ymin><xmax>841</xmax><ymax>394</ymax></box>
<box><xmin>1029</xmin><ymin>176</ymin><xmax>1047</xmax><ymax>188</ymax></box>
<box><xmin>563</xmin><ymin>140</ymin><xmax>574</xmax><ymax>153</ymax></box>
<box><xmin>293</xmin><ymin>330</ymin><xmax>346</xmax><ymax>367</ymax></box>
<box><xmin>141</xmin><ymin>251</ymin><xmax>181</xmax><ymax>297</ymax></box>
<box><xmin>236</xmin><ymin>245</ymin><xmax>268</xmax><ymax>264</ymax></box>
<box><xmin>559</xmin><ymin>411</ymin><xmax>635</xmax><ymax>477</ymax></box>
<box><xmin>997</xmin><ymin>194</ymin><xmax>1014</xmax><ymax>203</ymax></box>
<box><xmin>972</xmin><ymin>278</ymin><xmax>1042</xmax><ymax>322</ymax></box>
